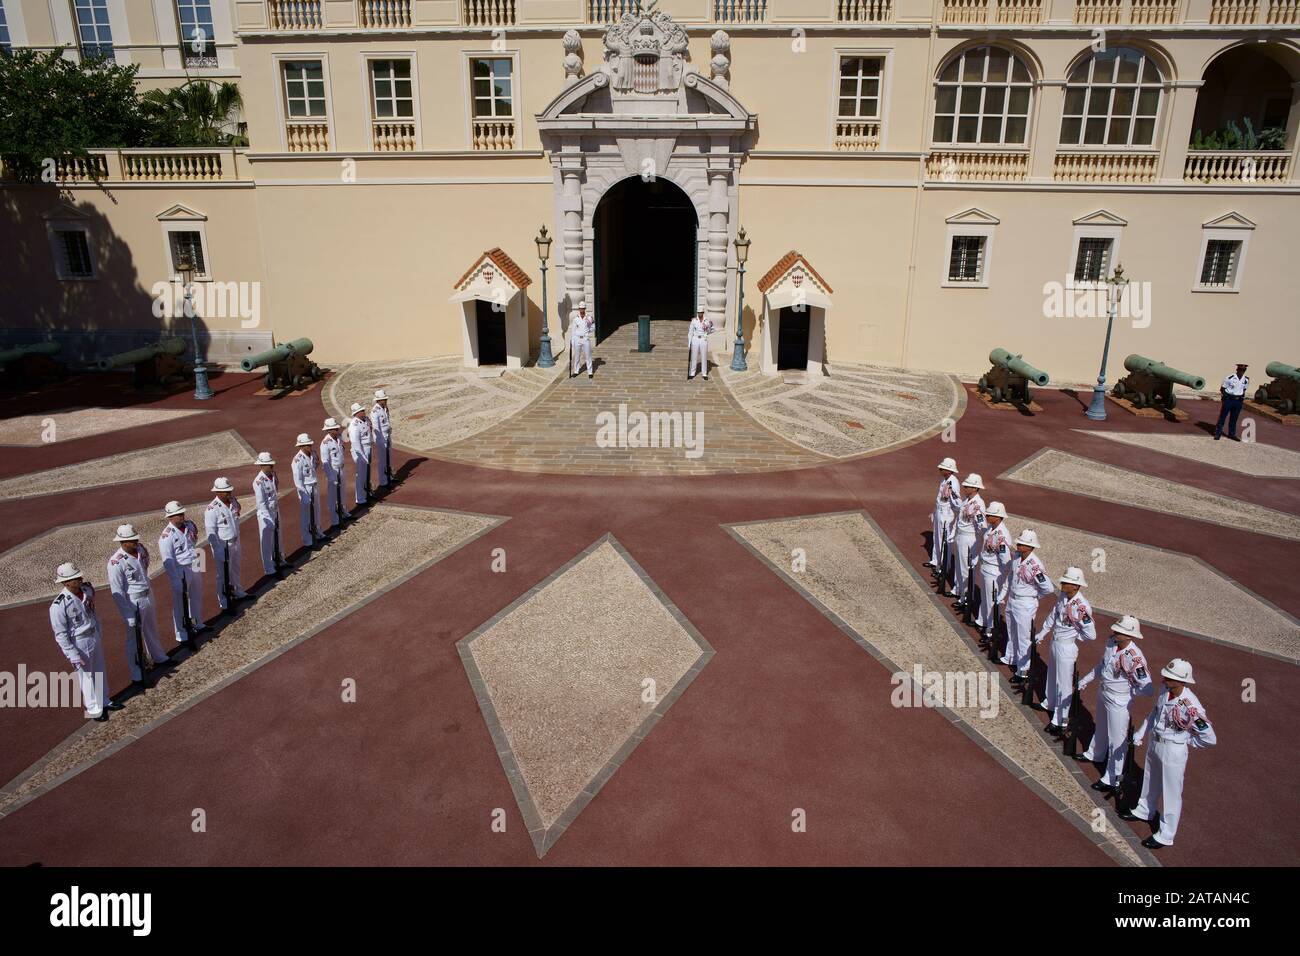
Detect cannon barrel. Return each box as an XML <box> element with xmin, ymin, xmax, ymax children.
<box><xmin>1265</xmin><ymin>361</ymin><xmax>1300</xmax><ymax>383</ymax></box>
<box><xmin>241</xmin><ymin>337</ymin><xmax>314</xmax><ymax>372</ymax></box>
<box><xmin>989</xmin><ymin>348</ymin><xmax>1050</xmax><ymax>387</ymax></box>
<box><xmin>95</xmin><ymin>337</ymin><xmax>186</xmax><ymax>371</ymax></box>
<box><xmin>1123</xmin><ymin>354</ymin><xmax>1205</xmax><ymax>391</ymax></box>
<box><xmin>0</xmin><ymin>342</ymin><xmax>61</xmax><ymax>364</ymax></box>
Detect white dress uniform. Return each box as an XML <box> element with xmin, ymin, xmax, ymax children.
<box><xmin>50</xmin><ymin>584</ymin><xmax>109</xmax><ymax>718</ymax></box>
<box><xmin>348</xmin><ymin>414</ymin><xmax>373</xmax><ymax>505</ymax></box>
<box><xmin>975</xmin><ymin>522</ymin><xmax>1013</xmax><ymax>631</ymax></box>
<box><xmin>931</xmin><ymin>473</ymin><xmax>961</xmax><ymax>568</ymax></box>
<box><xmin>952</xmin><ymin>493</ymin><xmax>986</xmax><ymax>603</ymax></box>
<box><xmin>320</xmin><ymin>432</ymin><xmax>345</xmax><ymax>529</ymax></box>
<box><xmin>1132</xmin><ymin>685</ymin><xmax>1216</xmax><ymax>846</ymax></box>
<box><xmin>291</xmin><ymin>449</ymin><xmax>321</xmax><ymax>547</ymax></box>
<box><xmin>569</xmin><ymin>312</ymin><xmax>594</xmax><ymax>376</ymax></box>
<box><xmin>107</xmin><ymin>546</ymin><xmax>170</xmax><ymax>682</ymax></box>
<box><xmin>1079</xmin><ymin>639</ymin><xmax>1154</xmax><ymax>785</ymax></box>
<box><xmin>1035</xmin><ymin>590</ymin><xmax>1097</xmax><ymax>725</ymax></box>
<box><xmin>159</xmin><ymin>520</ymin><xmax>203</xmax><ymax>641</ymax></box>
<box><xmin>370</xmin><ymin>402</ymin><xmax>392</xmax><ymax>487</ymax></box>
<box><xmin>253</xmin><ymin>470</ymin><xmax>281</xmax><ymax>575</ymax></box>
<box><xmin>205</xmin><ymin>495</ymin><xmax>247</xmax><ymax>608</ymax></box>
<box><xmin>688</xmin><ymin>315</ymin><xmax>714</xmax><ymax>379</ymax></box>
<box><xmin>1005</xmin><ymin>552</ymin><xmax>1054</xmax><ymax>674</ymax></box>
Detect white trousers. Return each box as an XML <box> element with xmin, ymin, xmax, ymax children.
<box><xmin>166</xmin><ymin>564</ymin><xmax>203</xmax><ymax>640</ymax></box>
<box><xmin>689</xmin><ymin>337</ymin><xmax>709</xmax><ymax>377</ymax></box>
<box><xmin>323</xmin><ymin>471</ymin><xmax>343</xmax><ymax>529</ymax></box>
<box><xmin>298</xmin><ymin>487</ymin><xmax>320</xmax><ymax>546</ymax></box>
<box><xmin>211</xmin><ymin>537</ymin><xmax>246</xmax><ymax>608</ymax></box>
<box><xmin>952</xmin><ymin>530</ymin><xmax>977</xmax><ymax>601</ymax></box>
<box><xmin>1005</xmin><ymin>599</ymin><xmax>1037</xmax><ymax>673</ymax></box>
<box><xmin>976</xmin><ymin>567</ymin><xmax>1002</xmax><ymax>630</ymax></box>
<box><xmin>122</xmin><ymin>592</ymin><xmax>169</xmax><ymax>681</ymax></box>
<box><xmin>1133</xmin><ymin>738</ymin><xmax>1189</xmax><ymax>845</ymax></box>
<box><xmin>72</xmin><ymin>633</ymin><xmax>108</xmax><ymax>717</ymax></box>
<box><xmin>1043</xmin><ymin>639</ymin><xmax>1079</xmax><ymax>725</ymax></box>
<box><xmin>1083</xmin><ymin>686</ymin><xmax>1133</xmax><ymax>785</ymax></box>
<box><xmin>352</xmin><ymin>453</ymin><xmax>370</xmax><ymax>504</ymax></box>
<box><xmin>375</xmin><ymin>439</ymin><xmax>391</xmax><ymax>486</ymax></box>
<box><xmin>258</xmin><ymin>511</ymin><xmax>280</xmax><ymax>575</ymax></box>
<box><xmin>571</xmin><ymin>338</ymin><xmax>592</xmax><ymax>375</ymax></box>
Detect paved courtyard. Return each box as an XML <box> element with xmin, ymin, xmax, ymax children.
<box><xmin>0</xmin><ymin>359</ymin><xmax>1296</xmax><ymax>867</ymax></box>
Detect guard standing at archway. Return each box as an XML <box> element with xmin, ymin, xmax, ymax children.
<box><xmin>688</xmin><ymin>305</ymin><xmax>714</xmax><ymax>381</ymax></box>
<box><xmin>569</xmin><ymin>301</ymin><xmax>594</xmax><ymax>379</ymax></box>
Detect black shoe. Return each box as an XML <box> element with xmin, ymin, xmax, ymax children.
<box><xmin>1230</xmin><ymin>435</ymin><xmax>1241</xmax><ymax>442</ymax></box>
<box><xmin>1070</xmin><ymin>752</ymin><xmax>1090</xmax><ymax>762</ymax></box>
<box><xmin>196</xmin><ymin>624</ymin><xmax>213</xmax><ymax>633</ymax></box>
<box><xmin>93</xmin><ymin>712</ymin><xmax>109</xmax><ymax>722</ymax></box>
<box><xmin>132</xmin><ymin>679</ymin><xmax>151</xmax><ymax>691</ymax></box>
<box><xmin>1116</xmin><ymin>808</ymin><xmax>1138</xmax><ymax>820</ymax></box>
<box><xmin>1091</xmin><ymin>781</ymin><xmax>1114</xmax><ymax>792</ymax></box>
<box><xmin>1213</xmin><ymin>434</ymin><xmax>1221</xmax><ymax>440</ymax></box>
<box><xmin>588</xmin><ymin>372</ymin><xmax>593</xmax><ymax>379</ymax></box>
<box><xmin>1045</xmin><ymin>724</ymin><xmax>1062</xmax><ymax>737</ymax></box>
<box><xmin>1141</xmin><ymin>836</ymin><xmax>1165</xmax><ymax>850</ymax></box>
<box><xmin>923</xmin><ymin>561</ymin><xmax>934</xmax><ymax>568</ymax></box>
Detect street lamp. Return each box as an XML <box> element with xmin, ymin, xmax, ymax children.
<box><xmin>534</xmin><ymin>225</ymin><xmax>555</xmax><ymax>368</ymax></box>
<box><xmin>1085</xmin><ymin>263</ymin><xmax>1128</xmax><ymax>421</ymax></box>
<box><xmin>730</xmin><ymin>226</ymin><xmax>750</xmax><ymax>372</ymax></box>
<box><xmin>177</xmin><ymin>253</ymin><xmax>213</xmax><ymax>400</ymax></box>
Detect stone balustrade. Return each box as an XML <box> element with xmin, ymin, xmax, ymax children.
<box><xmin>286</xmin><ymin>122</ymin><xmax>331</xmax><ymax>152</ymax></box>
<box><xmin>1184</xmin><ymin>150</ymin><xmax>1292</xmax><ymax>184</ymax></box>
<box><xmin>0</xmin><ymin>150</ymin><xmax>249</xmax><ymax>183</ymax></box>
<box><xmin>473</xmin><ymin>118</ymin><xmax>517</xmax><ymax>150</ymax></box>
<box><xmin>834</xmin><ymin>121</ymin><xmax>882</xmax><ymax>151</ymax></box>
<box><xmin>1053</xmin><ymin>150</ymin><xmax>1159</xmax><ymax>183</ymax></box>
<box><xmin>927</xmin><ymin>149</ymin><xmax>1030</xmax><ymax>182</ymax></box>
<box><xmin>372</xmin><ymin>121</ymin><xmax>417</xmax><ymax>151</ymax></box>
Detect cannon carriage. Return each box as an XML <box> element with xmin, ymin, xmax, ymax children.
<box><xmin>240</xmin><ymin>338</ymin><xmax>321</xmax><ymax>390</ymax></box>
<box><xmin>0</xmin><ymin>342</ymin><xmax>63</xmax><ymax>387</ymax></box>
<box><xmin>1112</xmin><ymin>354</ymin><xmax>1205</xmax><ymax>411</ymax></box>
<box><xmin>978</xmin><ymin>348</ymin><xmax>1050</xmax><ymax>405</ymax></box>
<box><xmin>95</xmin><ymin>337</ymin><xmax>188</xmax><ymax>389</ymax></box>
<box><xmin>1253</xmin><ymin>362</ymin><xmax>1300</xmax><ymax>415</ymax></box>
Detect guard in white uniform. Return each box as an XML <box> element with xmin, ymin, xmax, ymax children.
<box><xmin>569</xmin><ymin>301</ymin><xmax>594</xmax><ymax>378</ymax></box>
<box><xmin>291</xmin><ymin>434</ymin><xmax>324</xmax><ymax>549</ymax></box>
<box><xmin>252</xmin><ymin>451</ymin><xmax>283</xmax><ymax>577</ymax></box>
<box><xmin>1123</xmin><ymin>658</ymin><xmax>1216</xmax><ymax>849</ymax></box>
<box><xmin>1034</xmin><ymin>566</ymin><xmax>1097</xmax><ymax>732</ymax></box>
<box><xmin>1077</xmin><ymin>614</ymin><xmax>1154</xmax><ymax>788</ymax></box>
<box><xmin>49</xmin><ymin>563</ymin><xmax>120</xmax><ymax>720</ymax></box>
<box><xmin>205</xmin><ymin>477</ymin><xmax>248</xmax><ymax>612</ymax></box>
<box><xmin>158</xmin><ymin>500</ymin><xmax>204</xmax><ymax>648</ymax></box>
<box><xmin>347</xmin><ymin>402</ymin><xmax>373</xmax><ymax>505</ymax></box>
<box><xmin>320</xmin><ymin>417</ymin><xmax>346</xmax><ymax>530</ymax></box>
<box><xmin>951</xmin><ymin>474</ymin><xmax>986</xmax><ymax>606</ymax></box>
<box><xmin>1005</xmin><ymin>529</ymin><xmax>1054</xmax><ymax>681</ymax></box>
<box><xmin>106</xmin><ymin>524</ymin><xmax>171</xmax><ymax>684</ymax></box>
<box><xmin>687</xmin><ymin>306</ymin><xmax>714</xmax><ymax>381</ymax></box>
<box><xmin>974</xmin><ymin>501</ymin><xmax>1013</xmax><ymax>639</ymax></box>
<box><xmin>370</xmin><ymin>389</ymin><xmax>393</xmax><ymax>487</ymax></box>
<box><xmin>927</xmin><ymin>457</ymin><xmax>960</xmax><ymax>571</ymax></box>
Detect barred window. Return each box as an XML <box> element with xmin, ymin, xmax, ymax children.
<box><xmin>1060</xmin><ymin>48</ymin><xmax>1162</xmax><ymax>147</ymax></box>
<box><xmin>168</xmin><ymin>231</ymin><xmax>208</xmax><ymax>278</ymax></box>
<box><xmin>282</xmin><ymin>61</ymin><xmax>326</xmax><ymax>118</ymax></box>
<box><xmin>1199</xmin><ymin>240</ymin><xmax>1241</xmax><ymax>288</ymax></box>
<box><xmin>471</xmin><ymin>58</ymin><xmax>513</xmax><ymax>119</ymax></box>
<box><xmin>838</xmin><ymin>56</ymin><xmax>883</xmax><ymax>120</ymax></box>
<box><xmin>55</xmin><ymin>230</ymin><xmax>93</xmax><ymax>278</ymax></box>
<box><xmin>370</xmin><ymin>60</ymin><xmax>414</xmax><ymax>119</ymax></box>
<box><xmin>1074</xmin><ymin>237</ymin><xmax>1113</xmax><ymax>283</ymax></box>
<box><xmin>74</xmin><ymin>0</ymin><xmax>114</xmax><ymax>61</ymax></box>
<box><xmin>176</xmin><ymin>1</ymin><xmax>217</xmax><ymax>67</ymax></box>
<box><xmin>933</xmin><ymin>46</ymin><xmax>1033</xmax><ymax>146</ymax></box>
<box><xmin>948</xmin><ymin>236</ymin><xmax>986</xmax><ymax>283</ymax></box>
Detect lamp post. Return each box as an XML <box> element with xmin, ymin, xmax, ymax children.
<box><xmin>534</xmin><ymin>225</ymin><xmax>555</xmax><ymax>368</ymax></box>
<box><xmin>729</xmin><ymin>226</ymin><xmax>750</xmax><ymax>372</ymax></box>
<box><xmin>177</xmin><ymin>253</ymin><xmax>213</xmax><ymax>400</ymax></box>
<box><xmin>1085</xmin><ymin>263</ymin><xmax>1128</xmax><ymax>421</ymax></box>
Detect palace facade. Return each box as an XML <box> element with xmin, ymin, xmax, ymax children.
<box><xmin>1</xmin><ymin>0</ymin><xmax>1298</xmax><ymax>385</ymax></box>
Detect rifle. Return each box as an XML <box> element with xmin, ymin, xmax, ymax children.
<box><xmin>180</xmin><ymin>569</ymin><xmax>196</xmax><ymax>642</ymax></box>
<box><xmin>937</xmin><ymin>525</ymin><xmax>950</xmax><ymax>593</ymax></box>
<box><xmin>221</xmin><ymin>539</ymin><xmax>235</xmax><ymax>611</ymax></box>
<box><xmin>1021</xmin><ymin>634</ymin><xmax>1040</xmax><ymax>707</ymax></box>
<box><xmin>385</xmin><ymin>442</ymin><xmax>395</xmax><ymax>485</ymax></box>
<box><xmin>1115</xmin><ymin>722</ymin><xmax>1143</xmax><ymax>815</ymax></box>
<box><xmin>962</xmin><ymin>560</ymin><xmax>976</xmax><ymax>623</ymax></box>
<box><xmin>335</xmin><ymin>472</ymin><xmax>346</xmax><ymax>525</ymax></box>
<box><xmin>133</xmin><ymin>602</ymin><xmax>154</xmax><ymax>685</ymax></box>
<box><xmin>364</xmin><ymin>456</ymin><xmax>373</xmax><ymax>500</ymax></box>
<box><xmin>272</xmin><ymin>511</ymin><xmax>285</xmax><ymax>575</ymax></box>
<box><xmin>309</xmin><ymin>487</ymin><xmax>319</xmax><ymax>541</ymax></box>
<box><xmin>1064</xmin><ymin>665</ymin><xmax>1082</xmax><ymax>758</ymax></box>
<box><xmin>986</xmin><ymin>603</ymin><xmax>1001</xmax><ymax>662</ymax></box>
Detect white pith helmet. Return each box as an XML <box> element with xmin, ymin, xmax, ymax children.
<box><xmin>55</xmin><ymin>562</ymin><xmax>83</xmax><ymax>584</ymax></box>
<box><xmin>1161</xmin><ymin>658</ymin><xmax>1195</xmax><ymax>684</ymax></box>
<box><xmin>211</xmin><ymin>477</ymin><xmax>234</xmax><ymax>493</ymax></box>
<box><xmin>962</xmin><ymin>473</ymin><xmax>984</xmax><ymax>490</ymax></box>
<box><xmin>985</xmin><ymin>501</ymin><xmax>1007</xmax><ymax>520</ymax></box>
<box><xmin>163</xmin><ymin>500</ymin><xmax>186</xmax><ymax>517</ymax></box>
<box><xmin>578</xmin><ymin>300</ymin><xmax>587</xmax><ymax>309</ymax></box>
<box><xmin>350</xmin><ymin>402</ymin><xmax>365</xmax><ymax>415</ymax></box>
<box><xmin>1059</xmin><ymin>566</ymin><xmax>1087</xmax><ymax>588</ymax></box>
<box><xmin>1015</xmin><ymin>529</ymin><xmax>1040</xmax><ymax>549</ymax></box>
<box><xmin>1112</xmin><ymin>615</ymin><xmax>1144</xmax><ymax>639</ymax></box>
<box><xmin>114</xmin><ymin>524</ymin><xmax>140</xmax><ymax>542</ymax></box>
<box><xmin>254</xmin><ymin>452</ymin><xmax>275</xmax><ymax>466</ymax></box>
<box><xmin>322</xmin><ymin>417</ymin><xmax>340</xmax><ymax>431</ymax></box>
<box><xmin>374</xmin><ymin>389</ymin><xmax>388</xmax><ymax>401</ymax></box>
<box><xmin>938</xmin><ymin>457</ymin><xmax>958</xmax><ymax>473</ymax></box>
<box><xmin>295</xmin><ymin>433</ymin><xmax>312</xmax><ymax>447</ymax></box>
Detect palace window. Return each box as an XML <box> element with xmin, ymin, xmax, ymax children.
<box><xmin>0</xmin><ymin>2</ymin><xmax>12</xmax><ymax>55</ymax></box>
<box><xmin>1060</xmin><ymin>48</ymin><xmax>1162</xmax><ymax>147</ymax></box>
<box><xmin>52</xmin><ymin>228</ymin><xmax>94</xmax><ymax>279</ymax></box>
<box><xmin>471</xmin><ymin>57</ymin><xmax>513</xmax><ymax>118</ymax></box>
<box><xmin>168</xmin><ymin>230</ymin><xmax>208</xmax><ymax>278</ymax></box>
<box><xmin>73</xmin><ymin>0</ymin><xmax>114</xmax><ymax>61</ymax></box>
<box><xmin>947</xmin><ymin>236</ymin><xmax>987</xmax><ymax>283</ymax></box>
<box><xmin>1199</xmin><ymin>240</ymin><xmax>1241</xmax><ymax>288</ymax></box>
<box><xmin>838</xmin><ymin>56</ymin><xmax>883</xmax><ymax>120</ymax></box>
<box><xmin>370</xmin><ymin>59</ymin><xmax>414</xmax><ymax>119</ymax></box>
<box><xmin>1073</xmin><ymin>237</ymin><xmax>1113</xmax><ymax>283</ymax></box>
<box><xmin>282</xmin><ymin>60</ymin><xmax>327</xmax><ymax>118</ymax></box>
<box><xmin>933</xmin><ymin>46</ymin><xmax>1033</xmax><ymax>146</ymax></box>
<box><xmin>175</xmin><ymin>1</ymin><xmax>218</xmax><ymax>68</ymax></box>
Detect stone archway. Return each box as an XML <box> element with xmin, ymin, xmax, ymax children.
<box><xmin>536</xmin><ymin>12</ymin><xmax>755</xmax><ymax>353</ymax></box>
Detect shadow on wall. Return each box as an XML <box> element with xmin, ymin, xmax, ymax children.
<box><xmin>0</xmin><ymin>184</ymin><xmax>214</xmax><ymax>367</ymax></box>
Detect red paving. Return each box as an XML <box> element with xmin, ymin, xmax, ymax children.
<box><xmin>0</xmin><ymin>373</ymin><xmax>1296</xmax><ymax>866</ymax></box>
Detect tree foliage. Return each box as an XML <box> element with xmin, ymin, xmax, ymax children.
<box><xmin>140</xmin><ymin>81</ymin><xmax>248</xmax><ymax>148</ymax></box>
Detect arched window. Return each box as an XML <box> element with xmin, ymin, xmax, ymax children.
<box><xmin>933</xmin><ymin>46</ymin><xmax>1034</xmax><ymax>146</ymax></box>
<box><xmin>1060</xmin><ymin>48</ymin><xmax>1163</xmax><ymax>147</ymax></box>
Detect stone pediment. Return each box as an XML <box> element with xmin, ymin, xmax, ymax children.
<box><xmin>758</xmin><ymin>251</ymin><xmax>834</xmax><ymax>311</ymax></box>
<box><xmin>450</xmin><ymin>248</ymin><xmax>531</xmax><ymax>305</ymax></box>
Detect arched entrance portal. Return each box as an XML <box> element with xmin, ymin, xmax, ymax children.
<box><xmin>592</xmin><ymin>177</ymin><xmax>697</xmax><ymax>342</ymax></box>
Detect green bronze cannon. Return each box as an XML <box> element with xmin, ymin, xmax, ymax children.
<box><xmin>1112</xmin><ymin>354</ymin><xmax>1206</xmax><ymax>411</ymax></box>
<box><xmin>0</xmin><ymin>341</ymin><xmax>63</xmax><ymax>387</ymax></box>
<box><xmin>95</xmin><ymin>337</ymin><xmax>187</xmax><ymax>389</ymax></box>
<box><xmin>979</xmin><ymin>348</ymin><xmax>1050</xmax><ymax>405</ymax></box>
<box><xmin>1254</xmin><ymin>361</ymin><xmax>1300</xmax><ymax>415</ymax></box>
<box><xmin>240</xmin><ymin>337</ymin><xmax>321</xmax><ymax>390</ymax></box>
